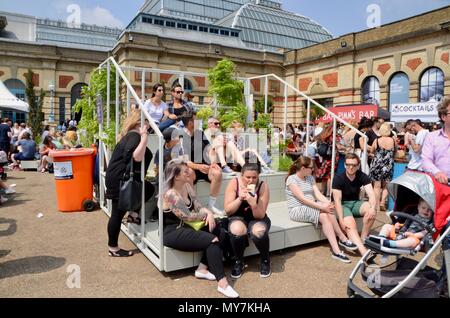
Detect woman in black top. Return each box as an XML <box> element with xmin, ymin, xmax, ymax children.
<box><xmin>105</xmin><ymin>110</ymin><xmax>153</xmax><ymax>257</ymax></box>
<box><xmin>224</xmin><ymin>162</ymin><xmax>271</xmax><ymax>279</ymax></box>
<box><xmin>162</xmin><ymin>159</ymin><xmax>239</xmax><ymax>298</ymax></box>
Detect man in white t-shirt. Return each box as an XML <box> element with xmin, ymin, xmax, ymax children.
<box><xmin>407</xmin><ymin>119</ymin><xmax>429</xmax><ymax>171</ymax></box>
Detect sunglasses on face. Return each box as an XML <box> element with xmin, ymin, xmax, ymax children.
<box><xmin>213</xmin><ymin>122</ymin><xmax>220</xmax><ymax>126</ymax></box>
<box><xmin>156</xmin><ymin>89</ymin><xmax>164</xmax><ymax>92</ymax></box>
<box><xmin>174</xmin><ymin>90</ymin><xmax>184</xmax><ymax>94</ymax></box>
<box><xmin>345</xmin><ymin>163</ymin><xmax>358</xmax><ymax>167</ymax></box>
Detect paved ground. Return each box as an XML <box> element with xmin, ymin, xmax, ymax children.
<box><xmin>1</xmin><ymin>170</ymin><xmax>432</xmax><ymax>298</ymax></box>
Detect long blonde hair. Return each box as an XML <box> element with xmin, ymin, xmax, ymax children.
<box><xmin>119</xmin><ymin>109</ymin><xmax>141</xmax><ymax>140</ymax></box>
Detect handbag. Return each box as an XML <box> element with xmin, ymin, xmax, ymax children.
<box><xmin>184</xmin><ymin>220</ymin><xmax>206</xmax><ymax>231</ymax></box>
<box><xmin>118</xmin><ymin>159</ymin><xmax>142</xmax><ymax>212</ymax></box>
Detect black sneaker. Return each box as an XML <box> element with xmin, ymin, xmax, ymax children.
<box><xmin>231</xmin><ymin>260</ymin><xmax>244</xmax><ymax>279</ymax></box>
<box><xmin>260</xmin><ymin>259</ymin><xmax>271</xmax><ymax>278</ymax></box>
<box><xmin>339</xmin><ymin>239</ymin><xmax>358</xmax><ymax>251</ymax></box>
<box><xmin>331</xmin><ymin>251</ymin><xmax>351</xmax><ymax>263</ymax></box>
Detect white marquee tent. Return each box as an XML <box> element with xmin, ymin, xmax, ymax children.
<box><xmin>0</xmin><ymin>79</ymin><xmax>29</xmax><ymax>113</ymax></box>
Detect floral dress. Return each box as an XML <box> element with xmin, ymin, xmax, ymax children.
<box><xmin>369</xmin><ymin>138</ymin><xmax>395</xmax><ymax>182</ymax></box>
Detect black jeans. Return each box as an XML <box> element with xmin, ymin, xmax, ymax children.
<box><xmin>164</xmin><ymin>224</ymin><xmax>226</xmax><ymax>281</ymax></box>
<box><xmin>228</xmin><ymin>216</ymin><xmax>271</xmax><ymax>263</ymax></box>
<box><xmin>107</xmin><ymin>199</ymin><xmax>127</xmax><ymax>248</ymax></box>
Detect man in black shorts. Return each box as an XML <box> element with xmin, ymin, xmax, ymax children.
<box><xmin>179</xmin><ymin>112</ymin><xmax>224</xmax><ymax>215</ymax></box>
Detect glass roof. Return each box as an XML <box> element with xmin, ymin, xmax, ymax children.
<box><xmin>216</xmin><ymin>2</ymin><xmax>332</xmax><ymax>51</ymax></box>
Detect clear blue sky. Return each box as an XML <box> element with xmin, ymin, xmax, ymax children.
<box><xmin>1</xmin><ymin>0</ymin><xmax>449</xmax><ymax>37</ymax></box>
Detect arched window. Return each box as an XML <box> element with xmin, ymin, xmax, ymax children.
<box><xmin>172</xmin><ymin>78</ymin><xmax>193</xmax><ymax>93</ymax></box>
<box><xmin>389</xmin><ymin>72</ymin><xmax>409</xmax><ymax>110</ymax></box>
<box><xmin>419</xmin><ymin>67</ymin><xmax>444</xmax><ymax>102</ymax></box>
<box><xmin>361</xmin><ymin>76</ymin><xmax>380</xmax><ymax>106</ymax></box>
<box><xmin>71</xmin><ymin>83</ymin><xmax>87</xmax><ymax>122</ymax></box>
<box><xmin>4</xmin><ymin>79</ymin><xmax>26</xmax><ymax>100</ymax></box>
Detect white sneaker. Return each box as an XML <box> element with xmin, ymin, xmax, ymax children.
<box><xmin>194</xmin><ymin>270</ymin><xmax>216</xmax><ymax>281</ymax></box>
<box><xmin>4</xmin><ymin>187</ymin><xmax>16</xmax><ymax>195</ymax></box>
<box><xmin>222</xmin><ymin>166</ymin><xmax>234</xmax><ymax>174</ymax></box>
<box><xmin>218</xmin><ymin>285</ymin><xmax>239</xmax><ymax>298</ymax></box>
<box><xmin>209</xmin><ymin>206</ymin><xmax>227</xmax><ymax>218</ymax></box>
<box><xmin>0</xmin><ymin>196</ymin><xmax>8</xmax><ymax>204</ymax></box>
<box><xmin>261</xmin><ymin>166</ymin><xmax>274</xmax><ymax>174</ymax></box>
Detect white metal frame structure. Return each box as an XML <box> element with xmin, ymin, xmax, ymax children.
<box><xmin>244</xmin><ymin>74</ymin><xmax>370</xmax><ymax>182</ymax></box>
<box><xmin>97</xmin><ymin>57</ymin><xmax>368</xmax><ymax>272</ymax></box>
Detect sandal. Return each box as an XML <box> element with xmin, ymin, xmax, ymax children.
<box><xmin>127</xmin><ymin>215</ymin><xmax>142</xmax><ymax>224</ymax></box>
<box><xmin>108</xmin><ymin>249</ymin><xmax>133</xmax><ymax>257</ymax></box>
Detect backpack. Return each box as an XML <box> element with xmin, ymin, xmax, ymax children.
<box><xmin>317</xmin><ymin>141</ymin><xmax>332</xmax><ymax>158</ymax></box>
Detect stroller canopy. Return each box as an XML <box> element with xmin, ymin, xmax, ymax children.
<box><xmin>387</xmin><ymin>171</ymin><xmax>435</xmax><ymax>212</ymax></box>
<box><xmin>388</xmin><ymin>170</ymin><xmax>450</xmax><ymax>235</ymax></box>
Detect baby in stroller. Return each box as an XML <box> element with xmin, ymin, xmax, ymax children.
<box><xmin>377</xmin><ymin>199</ymin><xmax>433</xmax><ymax>249</ymax></box>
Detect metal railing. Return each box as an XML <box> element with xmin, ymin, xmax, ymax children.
<box><xmin>95</xmin><ymin>61</ymin><xmax>369</xmax><ymax>272</ymax></box>
<box><xmin>245</xmin><ymin>74</ymin><xmax>369</xmax><ymax>182</ymax></box>
<box><xmin>97</xmin><ymin>57</ymin><xmax>165</xmax><ymax>271</ymax></box>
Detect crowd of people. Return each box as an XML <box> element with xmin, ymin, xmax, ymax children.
<box><xmin>104</xmin><ymin>82</ymin><xmax>450</xmax><ymax>298</ymax></box>
<box><xmin>0</xmin><ymin>117</ymin><xmax>81</xmax><ymax>204</ymax></box>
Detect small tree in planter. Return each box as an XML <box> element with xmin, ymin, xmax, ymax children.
<box><xmin>207</xmin><ymin>59</ymin><xmax>247</xmax><ymax>129</ymax></box>
<box><xmin>25</xmin><ymin>70</ymin><xmax>45</xmax><ymax>142</ymax></box>
<box><xmin>73</xmin><ymin>67</ymin><xmax>118</xmax><ymax>149</ymax></box>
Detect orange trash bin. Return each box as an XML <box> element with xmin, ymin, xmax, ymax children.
<box><xmin>49</xmin><ymin>148</ymin><xmax>97</xmax><ymax>212</ymax></box>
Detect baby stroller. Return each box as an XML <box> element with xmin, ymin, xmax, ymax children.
<box><xmin>0</xmin><ymin>150</ymin><xmax>8</xmax><ymax>180</ymax></box>
<box><xmin>347</xmin><ymin>171</ymin><xmax>450</xmax><ymax>298</ymax></box>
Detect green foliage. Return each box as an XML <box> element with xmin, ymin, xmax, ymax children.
<box><xmin>276</xmin><ymin>155</ymin><xmax>293</xmax><ymax>172</ymax></box>
<box><xmin>219</xmin><ymin>102</ymin><xmax>247</xmax><ymax>129</ymax></box>
<box><xmin>25</xmin><ymin>70</ymin><xmax>45</xmax><ymax>142</ymax></box>
<box><xmin>252</xmin><ymin>113</ymin><xmax>272</xmax><ymax>134</ymax></box>
<box><xmin>311</xmin><ymin>104</ymin><xmax>325</xmax><ymax>119</ymax></box>
<box><xmin>254</xmin><ymin>98</ymin><xmax>274</xmax><ymax>114</ymax></box>
<box><xmin>207</xmin><ymin>59</ymin><xmax>244</xmax><ymax>111</ymax></box>
<box><xmin>74</xmin><ymin>66</ymin><xmax>118</xmax><ymax>148</ymax></box>
<box><xmin>196</xmin><ymin>106</ymin><xmax>213</xmax><ymax>129</ymax></box>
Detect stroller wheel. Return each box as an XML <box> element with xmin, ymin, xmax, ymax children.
<box><xmin>1</xmin><ymin>173</ymin><xmax>7</xmax><ymax>180</ymax></box>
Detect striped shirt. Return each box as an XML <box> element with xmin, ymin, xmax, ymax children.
<box><xmin>285</xmin><ymin>174</ymin><xmax>316</xmax><ymax>212</ymax></box>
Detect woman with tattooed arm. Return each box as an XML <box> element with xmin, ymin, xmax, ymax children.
<box><xmin>162</xmin><ymin>159</ymin><xmax>239</xmax><ymax>298</ymax></box>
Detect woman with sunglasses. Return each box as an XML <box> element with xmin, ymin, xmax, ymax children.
<box><xmin>143</xmin><ymin>83</ymin><xmax>167</xmax><ymax>127</ymax></box>
<box><xmin>285</xmin><ymin>156</ymin><xmax>354</xmax><ymax>263</ymax></box>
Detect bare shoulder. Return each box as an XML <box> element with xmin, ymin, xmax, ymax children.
<box><xmin>164</xmin><ymin>189</ymin><xmax>180</xmax><ymax>203</ymax></box>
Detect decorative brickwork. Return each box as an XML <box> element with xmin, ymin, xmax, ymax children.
<box><xmin>406</xmin><ymin>58</ymin><xmax>422</xmax><ymax>71</ymax></box>
<box><xmin>377</xmin><ymin>63</ymin><xmax>391</xmax><ymax>76</ymax></box>
<box><xmin>194</xmin><ymin>76</ymin><xmax>206</xmax><ymax>88</ymax></box>
<box><xmin>159</xmin><ymin>73</ymin><xmax>172</xmax><ymax>83</ymax></box>
<box><xmin>339</xmin><ymin>90</ymin><xmax>354</xmax><ymax>96</ymax></box>
<box><xmin>23</xmin><ymin>73</ymin><xmax>39</xmax><ymax>87</ymax></box>
<box><xmin>58</xmin><ymin>75</ymin><xmax>74</xmax><ymax>89</ymax></box>
<box><xmin>134</xmin><ymin>71</ymin><xmax>152</xmax><ymax>83</ymax></box>
<box><xmin>322</xmin><ymin>72</ymin><xmax>338</xmax><ymax>87</ymax></box>
<box><xmin>298</xmin><ymin>77</ymin><xmax>312</xmax><ymax>91</ymax></box>
<box><xmin>358</xmin><ymin>68</ymin><xmax>365</xmax><ymax>77</ymax></box>
<box><xmin>250</xmin><ymin>79</ymin><xmax>260</xmax><ymax>92</ymax></box>
<box><xmin>441</xmin><ymin>52</ymin><xmax>449</xmax><ymax>65</ymax></box>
